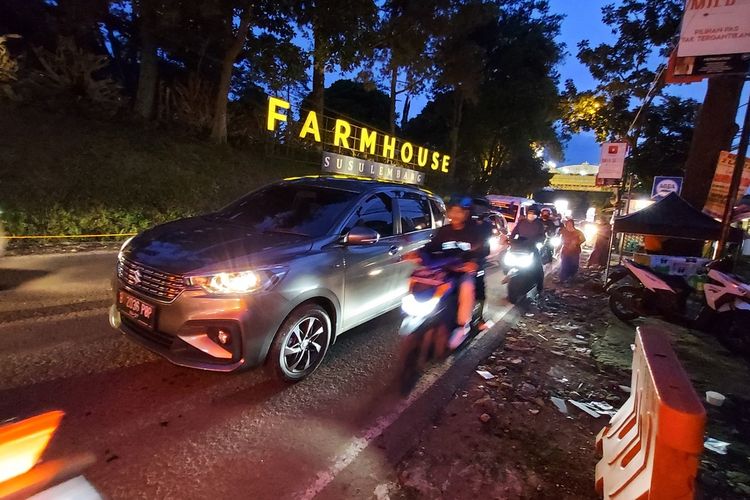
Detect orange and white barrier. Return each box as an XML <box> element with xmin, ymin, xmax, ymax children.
<box><xmin>595</xmin><ymin>325</ymin><xmax>706</xmax><ymax>499</ymax></box>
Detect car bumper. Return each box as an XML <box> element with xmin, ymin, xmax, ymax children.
<box><xmin>110</xmin><ymin>280</ymin><xmax>290</xmax><ymax>372</ymax></box>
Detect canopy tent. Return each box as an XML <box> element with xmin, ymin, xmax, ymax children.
<box><xmin>613</xmin><ymin>192</ymin><xmax>742</xmax><ymax>242</ymax></box>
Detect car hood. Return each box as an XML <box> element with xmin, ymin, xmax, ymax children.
<box><xmin>121</xmin><ymin>216</ymin><xmax>314</xmax><ymax>275</ymax></box>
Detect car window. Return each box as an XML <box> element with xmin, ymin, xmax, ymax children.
<box><xmin>343</xmin><ymin>193</ymin><xmax>395</xmax><ymax>237</ymax></box>
<box><xmin>398</xmin><ymin>192</ymin><xmax>432</xmax><ymax>233</ymax></box>
<box><xmin>429</xmin><ymin>199</ymin><xmax>446</xmax><ymax>228</ymax></box>
<box><xmin>217</xmin><ymin>184</ymin><xmax>358</xmax><ymax>238</ymax></box>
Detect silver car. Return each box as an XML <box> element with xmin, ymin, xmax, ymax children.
<box><xmin>110</xmin><ymin>176</ymin><xmax>445</xmax><ymax>381</ymax></box>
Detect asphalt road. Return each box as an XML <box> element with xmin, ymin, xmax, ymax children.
<box><xmin>0</xmin><ymin>251</ymin><xmax>518</xmax><ymax>499</ymax></box>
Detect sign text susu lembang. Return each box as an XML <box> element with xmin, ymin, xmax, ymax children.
<box><xmin>266</xmin><ymin>96</ymin><xmax>451</xmax><ymax>174</ymax></box>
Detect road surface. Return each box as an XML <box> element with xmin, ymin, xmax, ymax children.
<box><xmin>0</xmin><ymin>251</ymin><xmax>522</xmax><ymax>499</ymax></box>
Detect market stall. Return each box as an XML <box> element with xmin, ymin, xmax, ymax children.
<box><xmin>605</xmin><ymin>192</ymin><xmax>745</xmax><ymax>282</ymax></box>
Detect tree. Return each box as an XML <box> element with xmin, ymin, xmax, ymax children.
<box><xmin>572</xmin><ymin>0</ymin><xmax>745</xmax><ymax>208</ymax></box>
<box><xmin>294</xmin><ymin>0</ymin><xmax>378</xmax><ymax>118</ymax></box>
<box><xmin>406</xmin><ymin>0</ymin><xmax>564</xmax><ymax>195</ymax></box>
<box><xmin>626</xmin><ymin>96</ymin><xmax>700</xmax><ymax>192</ymax></box>
<box><xmin>303</xmin><ymin>79</ymin><xmax>390</xmax><ymax>131</ymax></box>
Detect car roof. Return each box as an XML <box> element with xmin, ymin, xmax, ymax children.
<box><xmin>485</xmin><ymin>195</ymin><xmax>535</xmax><ymax>205</ymax></box>
<box><xmin>280</xmin><ymin>174</ymin><xmax>437</xmax><ymax>197</ymax></box>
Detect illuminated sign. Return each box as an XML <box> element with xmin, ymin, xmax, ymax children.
<box><xmin>266</xmin><ymin>96</ymin><xmax>450</xmax><ymax>174</ymax></box>
<box><xmin>322</xmin><ymin>151</ymin><xmax>424</xmax><ymax>185</ymax></box>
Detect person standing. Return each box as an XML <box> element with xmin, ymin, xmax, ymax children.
<box><xmin>559</xmin><ymin>218</ymin><xmax>585</xmax><ymax>283</ymax></box>
<box><xmin>587</xmin><ymin>218</ymin><xmax>612</xmax><ymax>269</ymax></box>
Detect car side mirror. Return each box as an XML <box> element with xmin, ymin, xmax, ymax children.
<box><xmin>344</xmin><ymin>226</ymin><xmax>380</xmax><ymax>245</ymax></box>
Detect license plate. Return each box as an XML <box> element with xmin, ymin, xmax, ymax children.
<box><xmin>118</xmin><ymin>290</ymin><xmax>156</xmax><ymax>329</ymax></box>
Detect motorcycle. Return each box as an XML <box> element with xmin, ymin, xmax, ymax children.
<box><xmin>0</xmin><ymin>410</ymin><xmax>101</xmax><ymax>500</ymax></box>
<box><xmin>502</xmin><ymin>237</ymin><xmax>543</xmax><ymax>304</ymax></box>
<box><xmin>607</xmin><ymin>258</ymin><xmax>750</xmax><ymax>354</ymax></box>
<box><xmin>539</xmin><ymin>227</ymin><xmax>561</xmax><ymax>265</ymax></box>
<box><xmin>397</xmin><ymin>256</ymin><xmax>481</xmax><ymax>395</ymax></box>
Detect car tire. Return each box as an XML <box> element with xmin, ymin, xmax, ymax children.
<box><xmin>268</xmin><ymin>304</ymin><xmax>332</xmax><ymax>383</ymax></box>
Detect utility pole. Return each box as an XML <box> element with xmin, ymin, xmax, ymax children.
<box><xmin>715</xmin><ymin>87</ymin><xmax>750</xmax><ymax>257</ymax></box>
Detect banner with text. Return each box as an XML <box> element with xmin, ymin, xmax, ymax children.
<box><xmin>677</xmin><ymin>0</ymin><xmax>750</xmax><ymax>57</ymax></box>
<box><xmin>597</xmin><ymin>142</ymin><xmax>628</xmax><ymax>181</ymax></box>
<box><xmin>703</xmin><ymin>151</ymin><xmax>750</xmax><ymax>218</ymax></box>
<box><xmin>321</xmin><ymin>151</ymin><xmax>425</xmax><ymax>185</ymax></box>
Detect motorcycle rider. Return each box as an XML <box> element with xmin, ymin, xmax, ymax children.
<box><xmin>407</xmin><ymin>196</ymin><xmax>484</xmax><ymax>349</ymax></box>
<box><xmin>509</xmin><ymin>206</ymin><xmax>546</xmax><ymax>294</ymax></box>
<box><xmin>470</xmin><ymin>198</ymin><xmax>494</xmax><ymax>331</ymax></box>
<box><xmin>539</xmin><ymin>207</ymin><xmax>558</xmax><ymax>235</ymax></box>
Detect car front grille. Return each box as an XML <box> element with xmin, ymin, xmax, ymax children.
<box><xmin>118</xmin><ymin>258</ymin><xmax>186</xmax><ymax>302</ymax></box>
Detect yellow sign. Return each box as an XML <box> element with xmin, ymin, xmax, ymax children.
<box><xmin>549</xmin><ymin>174</ymin><xmax>615</xmax><ymax>192</ymax></box>
<box><xmin>266</xmin><ymin>96</ymin><xmax>451</xmax><ymax>174</ymax></box>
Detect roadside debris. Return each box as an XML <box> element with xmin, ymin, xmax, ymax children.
<box><xmin>705</xmin><ymin>391</ymin><xmax>726</xmax><ymax>407</ymax></box>
<box><xmin>568</xmin><ymin>400</ymin><xmax>601</xmax><ymax>418</ymax></box>
<box><xmin>476</xmin><ymin>369</ymin><xmax>495</xmax><ymax>380</ymax></box>
<box><xmin>704</xmin><ymin>438</ymin><xmax>730</xmax><ymax>455</ymax></box>
<box><xmin>550</xmin><ymin>396</ymin><xmax>569</xmax><ymax>414</ymax></box>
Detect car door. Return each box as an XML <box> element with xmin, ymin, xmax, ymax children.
<box><xmin>394</xmin><ymin>190</ymin><xmax>436</xmax><ymax>282</ymax></box>
<box><xmin>340</xmin><ymin>191</ymin><xmax>404</xmax><ymax>331</ymax></box>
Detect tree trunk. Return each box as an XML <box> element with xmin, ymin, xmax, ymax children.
<box><xmin>134</xmin><ymin>4</ymin><xmax>158</xmax><ymax>120</ymax></box>
<box><xmin>400</xmin><ymin>93</ymin><xmax>411</xmax><ymax>130</ymax></box>
<box><xmin>389</xmin><ymin>63</ymin><xmax>398</xmax><ymax>136</ymax></box>
<box><xmin>449</xmin><ymin>89</ymin><xmax>464</xmax><ymax>182</ymax></box>
<box><xmin>682</xmin><ymin>75</ymin><xmax>745</xmax><ymax>208</ymax></box>
<box><xmin>210</xmin><ymin>5</ymin><xmax>253</xmax><ymax>144</ymax></box>
<box><xmin>311</xmin><ymin>29</ymin><xmax>326</xmax><ymax>119</ymax></box>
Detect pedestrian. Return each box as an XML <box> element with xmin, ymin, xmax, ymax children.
<box><xmin>559</xmin><ymin>218</ymin><xmax>585</xmax><ymax>283</ymax></box>
<box><xmin>587</xmin><ymin>218</ymin><xmax>611</xmax><ymax>269</ymax></box>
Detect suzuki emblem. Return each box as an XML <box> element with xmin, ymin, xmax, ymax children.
<box><xmin>128</xmin><ymin>269</ymin><xmax>142</xmax><ymax>285</ymax></box>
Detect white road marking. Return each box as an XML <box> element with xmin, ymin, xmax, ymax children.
<box><xmin>298</xmin><ymin>305</ymin><xmax>515</xmax><ymax>499</ymax></box>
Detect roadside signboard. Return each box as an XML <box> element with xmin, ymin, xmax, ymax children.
<box><xmin>677</xmin><ymin>0</ymin><xmax>750</xmax><ymax>58</ymax></box>
<box><xmin>703</xmin><ymin>151</ymin><xmax>750</xmax><ymax>218</ymax></box>
<box><xmin>597</xmin><ymin>142</ymin><xmax>628</xmax><ymax>181</ymax></box>
<box><xmin>666</xmin><ymin>49</ymin><xmax>750</xmax><ymax>82</ymax></box>
<box><xmin>651</xmin><ymin>176</ymin><xmax>684</xmax><ymax>200</ymax></box>
<box><xmin>321</xmin><ymin>151</ymin><xmax>424</xmax><ymax>185</ymax></box>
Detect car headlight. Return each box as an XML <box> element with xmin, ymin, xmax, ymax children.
<box><xmin>504</xmin><ymin>252</ymin><xmax>534</xmax><ymax>268</ymax></box>
<box><xmin>550</xmin><ymin>235</ymin><xmax>562</xmax><ymax>248</ymax></box>
<box><xmin>188</xmin><ymin>268</ymin><xmax>286</xmax><ymax>295</ymax></box>
<box><xmin>401</xmin><ymin>294</ymin><xmax>439</xmax><ymax>317</ymax></box>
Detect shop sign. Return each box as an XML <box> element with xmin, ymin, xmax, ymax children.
<box><xmin>266</xmin><ymin>96</ymin><xmax>450</xmax><ymax>174</ymax></box>
<box><xmin>321</xmin><ymin>151</ymin><xmax>424</xmax><ymax>185</ymax></box>
<box><xmin>651</xmin><ymin>176</ymin><xmax>683</xmax><ymax>200</ymax></box>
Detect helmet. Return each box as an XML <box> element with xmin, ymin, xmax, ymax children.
<box><xmin>446</xmin><ymin>195</ymin><xmax>473</xmax><ymax>209</ymax></box>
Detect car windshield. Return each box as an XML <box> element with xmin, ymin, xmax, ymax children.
<box><xmin>493</xmin><ymin>203</ymin><xmax>518</xmax><ymax>223</ymax></box>
<box><xmin>216</xmin><ymin>184</ymin><xmax>359</xmax><ymax>237</ymax></box>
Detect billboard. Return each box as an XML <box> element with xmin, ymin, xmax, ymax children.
<box><xmin>597</xmin><ymin>142</ymin><xmax>628</xmax><ymax>180</ymax></box>
<box><xmin>677</xmin><ymin>0</ymin><xmax>750</xmax><ymax>58</ymax></box>
<box><xmin>703</xmin><ymin>151</ymin><xmax>750</xmax><ymax>218</ymax></box>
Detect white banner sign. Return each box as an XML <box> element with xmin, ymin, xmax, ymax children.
<box><xmin>598</xmin><ymin>143</ymin><xmax>628</xmax><ymax>180</ymax></box>
<box><xmin>677</xmin><ymin>0</ymin><xmax>750</xmax><ymax>57</ymax></box>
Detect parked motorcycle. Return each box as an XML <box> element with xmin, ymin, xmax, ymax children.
<box><xmin>502</xmin><ymin>237</ymin><xmax>543</xmax><ymax>304</ymax></box>
<box><xmin>607</xmin><ymin>258</ymin><xmax>750</xmax><ymax>354</ymax></box>
<box><xmin>397</xmin><ymin>256</ymin><xmax>481</xmax><ymax>395</ymax></box>
<box><xmin>0</xmin><ymin>411</ymin><xmax>101</xmax><ymax>500</ymax></box>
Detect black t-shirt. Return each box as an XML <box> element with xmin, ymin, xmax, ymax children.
<box><xmin>423</xmin><ymin>223</ymin><xmax>485</xmax><ymax>262</ymax></box>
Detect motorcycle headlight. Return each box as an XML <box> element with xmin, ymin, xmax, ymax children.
<box><xmin>401</xmin><ymin>294</ymin><xmax>439</xmax><ymax>317</ymax></box>
<box><xmin>503</xmin><ymin>252</ymin><xmax>534</xmax><ymax>268</ymax></box>
<box><xmin>550</xmin><ymin>236</ymin><xmax>562</xmax><ymax>248</ymax></box>
<box><xmin>188</xmin><ymin>268</ymin><xmax>286</xmax><ymax>295</ymax></box>
<box><xmin>535</xmin><ymin>242</ymin><xmax>543</xmax><ymax>250</ymax></box>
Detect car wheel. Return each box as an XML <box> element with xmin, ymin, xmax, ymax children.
<box><xmin>269</xmin><ymin>304</ymin><xmax>332</xmax><ymax>382</ymax></box>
